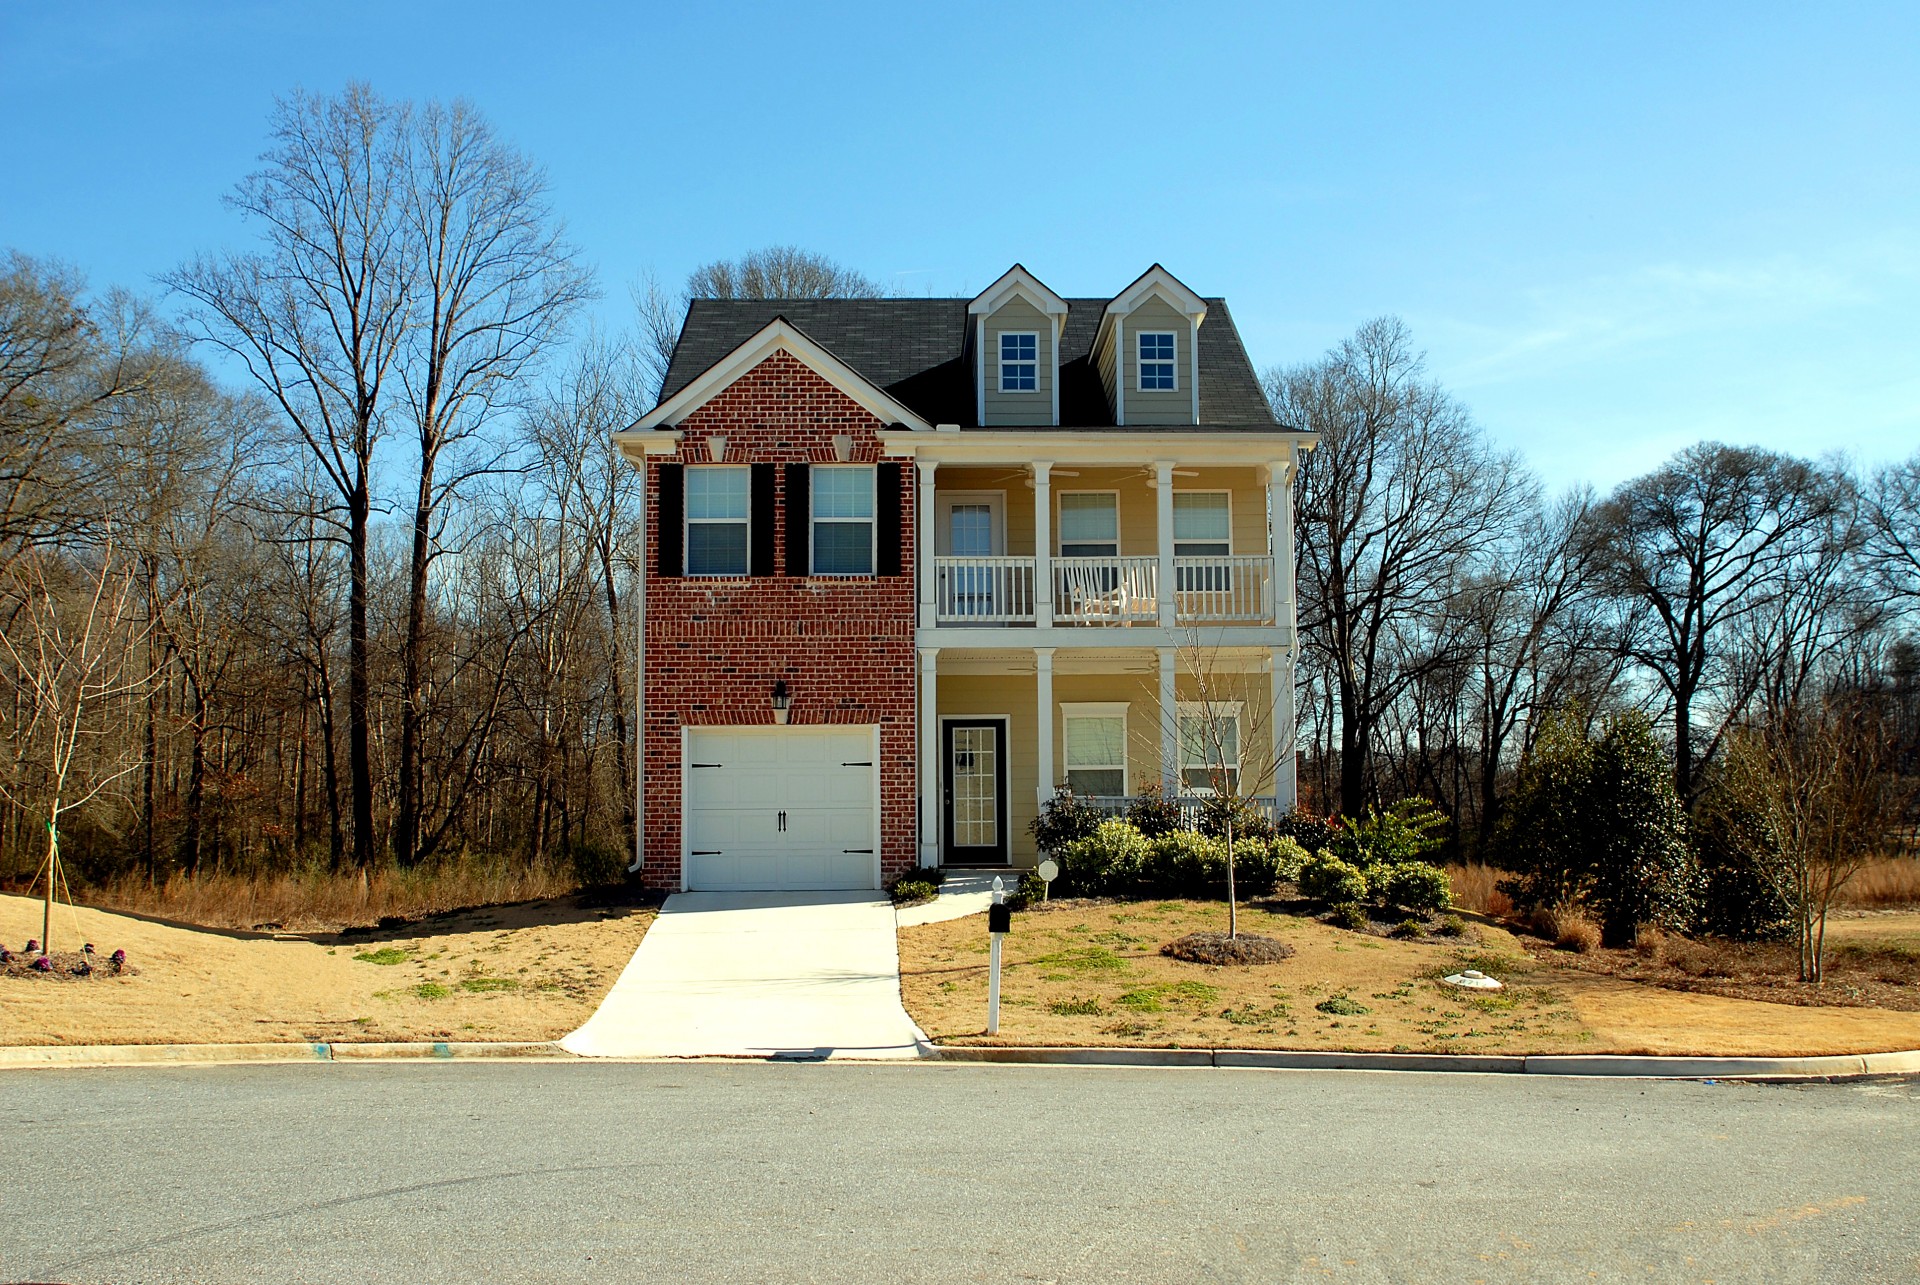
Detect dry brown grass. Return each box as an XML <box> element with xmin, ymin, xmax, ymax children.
<box><xmin>0</xmin><ymin>891</ymin><xmax>653</xmax><ymax>1046</ymax></box>
<box><xmin>85</xmin><ymin>861</ymin><xmax>585</xmax><ymax>934</ymax></box>
<box><xmin>1839</xmin><ymin>857</ymin><xmax>1920</xmax><ymax>909</ymax></box>
<box><xmin>1447</xmin><ymin>864</ymin><xmax>1514</xmax><ymax>918</ymax></box>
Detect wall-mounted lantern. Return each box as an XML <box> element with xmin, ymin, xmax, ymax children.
<box><xmin>771</xmin><ymin>679</ymin><xmax>791</xmax><ymax>725</ymax></box>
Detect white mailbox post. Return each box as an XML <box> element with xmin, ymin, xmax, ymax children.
<box><xmin>987</xmin><ymin>875</ymin><xmax>1010</xmax><ymax>1035</ymax></box>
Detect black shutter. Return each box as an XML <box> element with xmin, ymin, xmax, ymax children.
<box><xmin>656</xmin><ymin>464</ymin><xmax>683</xmax><ymax>577</ymax></box>
<box><xmin>876</xmin><ymin>461</ymin><xmax>904</xmax><ymax>577</ymax></box>
<box><xmin>785</xmin><ymin>463</ymin><xmax>810</xmax><ymax>576</ymax></box>
<box><xmin>750</xmin><ymin>464</ymin><xmax>776</xmax><ymax>576</ymax></box>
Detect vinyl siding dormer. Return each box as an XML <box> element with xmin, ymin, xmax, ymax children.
<box><xmin>1095</xmin><ymin>264</ymin><xmax>1210</xmax><ymax>426</ymax></box>
<box><xmin>968</xmin><ymin>265</ymin><xmax>1068</xmax><ymax>427</ymax></box>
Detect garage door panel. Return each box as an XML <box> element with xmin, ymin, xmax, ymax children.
<box><xmin>684</xmin><ymin>727</ymin><xmax>877</xmax><ymax>892</ymax></box>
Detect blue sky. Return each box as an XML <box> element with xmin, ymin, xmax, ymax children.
<box><xmin>4</xmin><ymin>1</ymin><xmax>1916</xmax><ymax>490</ymax></box>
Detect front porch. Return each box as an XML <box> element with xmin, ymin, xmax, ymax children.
<box><xmin>916</xmin><ymin>645</ymin><xmax>1298</xmax><ymax>869</ymax></box>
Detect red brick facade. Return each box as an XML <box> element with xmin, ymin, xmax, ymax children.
<box><xmin>641</xmin><ymin>351</ymin><xmax>916</xmax><ymax>889</ymax></box>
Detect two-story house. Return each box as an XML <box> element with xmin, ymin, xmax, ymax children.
<box><xmin>613</xmin><ymin>265</ymin><xmax>1314</xmax><ymax>892</ymax></box>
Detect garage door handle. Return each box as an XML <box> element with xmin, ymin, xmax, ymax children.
<box><xmin>841</xmin><ymin>761</ymin><xmax>873</xmax><ymax>767</ymax></box>
<box><xmin>690</xmin><ymin>763</ymin><xmax>723</xmax><ymax>769</ymax></box>
<box><xmin>843</xmin><ymin>849</ymin><xmax>874</xmax><ymax>854</ymax></box>
<box><xmin>691</xmin><ymin>850</ymin><xmax>722</xmax><ymax>856</ymax></box>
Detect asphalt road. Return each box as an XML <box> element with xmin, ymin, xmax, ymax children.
<box><xmin>2</xmin><ymin>1062</ymin><xmax>1916</xmax><ymax>1283</ymax></box>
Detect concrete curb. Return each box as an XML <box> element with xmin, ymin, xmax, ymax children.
<box><xmin>921</xmin><ymin>1043</ymin><xmax>1920</xmax><ymax>1080</ymax></box>
<box><xmin>0</xmin><ymin>1040</ymin><xmax>566</xmax><ymax>1068</ymax></box>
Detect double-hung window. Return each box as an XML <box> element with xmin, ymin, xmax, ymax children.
<box><xmin>999</xmin><ymin>332</ymin><xmax>1037</xmax><ymax>392</ymax></box>
<box><xmin>1062</xmin><ymin>704</ymin><xmax>1128</xmax><ymax>797</ymax></box>
<box><xmin>1177</xmin><ymin>701</ymin><xmax>1241</xmax><ymax>794</ymax></box>
<box><xmin>1058</xmin><ymin>493</ymin><xmax>1119</xmax><ymax>558</ymax></box>
<box><xmin>1173</xmin><ymin>491</ymin><xmax>1231</xmax><ymax>593</ymax></box>
<box><xmin>685</xmin><ymin>465</ymin><xmax>749</xmax><ymax>576</ymax></box>
<box><xmin>811</xmin><ymin>465</ymin><xmax>875</xmax><ymax>575</ymax></box>
<box><xmin>1138</xmin><ymin>331</ymin><xmax>1176</xmax><ymax>391</ymax></box>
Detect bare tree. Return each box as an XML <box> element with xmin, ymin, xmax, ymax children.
<box><xmin>0</xmin><ymin>542</ymin><xmax>153</xmax><ymax>953</ymax></box>
<box><xmin>389</xmin><ymin>96</ymin><xmax>591</xmax><ymax>867</ymax></box>
<box><xmin>1269</xmin><ymin>317</ymin><xmax>1531</xmax><ymax>813</ymax></box>
<box><xmin>166</xmin><ymin>84</ymin><xmax>413</xmax><ymax>866</ymax></box>
<box><xmin>1723</xmin><ymin>695</ymin><xmax>1910</xmax><ymax>982</ymax></box>
<box><xmin>1863</xmin><ymin>452</ymin><xmax>1920</xmax><ymax>610</ymax></box>
<box><xmin>1585</xmin><ymin>443</ymin><xmax>1849</xmax><ymax>804</ymax></box>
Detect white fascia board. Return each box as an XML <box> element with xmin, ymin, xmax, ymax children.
<box><xmin>629</xmin><ymin>318</ymin><xmax>934</xmax><ymax>432</ymax></box>
<box><xmin>967</xmin><ymin>264</ymin><xmax>1070</xmax><ymax>336</ymax></box>
<box><xmin>612</xmin><ymin>429</ymin><xmax>684</xmax><ymax>464</ymax></box>
<box><xmin>1094</xmin><ymin>264</ymin><xmax>1211</xmax><ymax>359</ymax></box>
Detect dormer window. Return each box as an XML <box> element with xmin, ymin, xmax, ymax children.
<box><xmin>1139</xmin><ymin>332</ymin><xmax>1176</xmax><ymax>391</ymax></box>
<box><xmin>999</xmin><ymin>332</ymin><xmax>1037</xmax><ymax>392</ymax></box>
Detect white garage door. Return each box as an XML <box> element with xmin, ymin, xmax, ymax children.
<box><xmin>684</xmin><ymin>726</ymin><xmax>880</xmax><ymax>891</ymax></box>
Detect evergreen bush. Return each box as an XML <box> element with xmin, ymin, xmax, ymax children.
<box><xmin>1030</xmin><ymin>790</ymin><xmax>1105</xmax><ymax>853</ymax></box>
<box><xmin>1054</xmin><ymin>818</ymin><xmax>1150</xmax><ymax>896</ymax></box>
<box><xmin>1299</xmin><ymin>853</ymin><xmax>1369</xmax><ymax>905</ymax></box>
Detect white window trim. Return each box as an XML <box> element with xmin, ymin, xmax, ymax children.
<box><xmin>1056</xmin><ymin>490</ymin><xmax>1121</xmax><ymax>557</ymax></box>
<box><xmin>998</xmin><ymin>330</ymin><xmax>1040</xmax><ymax>394</ymax></box>
<box><xmin>684</xmin><ymin>464</ymin><xmax>751</xmax><ymax>578</ymax></box>
<box><xmin>1137</xmin><ymin>329</ymin><xmax>1179</xmax><ymax>394</ymax></box>
<box><xmin>1177</xmin><ymin>699</ymin><xmax>1242</xmax><ymax>792</ymax></box>
<box><xmin>810</xmin><ymin>464</ymin><xmax>877</xmax><ymax>577</ymax></box>
<box><xmin>1061</xmin><ymin>701</ymin><xmax>1130</xmax><ymax>796</ymax></box>
<box><xmin>1172</xmin><ymin>489</ymin><xmax>1232</xmax><ymax>556</ymax></box>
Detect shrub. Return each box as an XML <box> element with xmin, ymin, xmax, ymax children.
<box><xmin>1030</xmin><ymin>789</ymin><xmax>1106</xmax><ymax>853</ymax></box>
<box><xmin>565</xmin><ymin>840</ymin><xmax>631</xmax><ymax>888</ymax></box>
<box><xmin>1390</xmin><ymin>918</ymin><xmax>1425</xmax><ymax>939</ymax></box>
<box><xmin>1692</xmin><ymin>778</ymin><xmax>1793</xmax><ymax>941</ymax></box>
<box><xmin>1549</xmin><ymin>908</ymin><xmax>1601</xmax><ymax>953</ymax></box>
<box><xmin>1378</xmin><ymin>862</ymin><xmax>1452</xmax><ymax>916</ymax></box>
<box><xmin>1299</xmin><ymin>854</ymin><xmax>1369</xmax><ymax>906</ymax></box>
<box><xmin>1333</xmin><ymin>798</ymin><xmax>1448</xmax><ymax>870</ymax></box>
<box><xmin>1055</xmin><ymin>819</ymin><xmax>1150</xmax><ymax>896</ymax></box>
<box><xmin>1266</xmin><ymin>835</ymin><xmax>1311</xmax><ymax>884</ymax></box>
<box><xmin>1143</xmin><ymin>829</ymin><xmax>1225</xmax><ymax>896</ymax></box>
<box><xmin>1328</xmin><ymin>902</ymin><xmax>1371</xmax><ymax>931</ymax></box>
<box><xmin>1495</xmin><ymin>706</ymin><xmax>1701</xmax><ymax>946</ymax></box>
<box><xmin>1125</xmin><ymin>784</ymin><xmax>1185</xmax><ymax>839</ymax></box>
<box><xmin>1198</xmin><ymin>795</ymin><xmax>1275</xmax><ymax>843</ymax></box>
<box><xmin>1227</xmin><ymin>837</ymin><xmax>1282</xmax><ymax>897</ymax></box>
<box><xmin>1009</xmin><ymin>870</ymin><xmax>1049</xmax><ymax>909</ymax></box>
<box><xmin>1435</xmin><ymin>915</ymin><xmax>1467</xmax><ymax>938</ymax></box>
<box><xmin>889</xmin><ymin>877</ymin><xmax>939</xmax><ymax>906</ymax></box>
<box><xmin>1274</xmin><ymin>808</ymin><xmax>1339</xmax><ymax>854</ymax></box>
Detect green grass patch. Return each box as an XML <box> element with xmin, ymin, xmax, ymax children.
<box><xmin>1116</xmin><ymin>980</ymin><xmax>1220</xmax><ymax>1013</ymax></box>
<box><xmin>1316</xmin><ymin>994</ymin><xmax>1371</xmax><ymax>1017</ymax></box>
<box><xmin>353</xmin><ymin>948</ymin><xmax>410</xmax><ymax>966</ymax></box>
<box><xmin>1048</xmin><ymin>996</ymin><xmax>1106</xmax><ymax>1016</ymax></box>
<box><xmin>410</xmin><ymin>982</ymin><xmax>452</xmax><ymax>1000</ymax></box>
<box><xmin>1027</xmin><ymin>946</ymin><xmax>1129</xmax><ymax>975</ymax></box>
<box><xmin>458</xmin><ymin>977</ymin><xmax>520</xmax><ymax>993</ymax></box>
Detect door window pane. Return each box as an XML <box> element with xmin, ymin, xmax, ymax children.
<box><xmin>951</xmin><ymin>726</ymin><xmax>999</xmax><ymax>847</ymax></box>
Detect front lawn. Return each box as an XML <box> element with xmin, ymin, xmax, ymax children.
<box><xmin>898</xmin><ymin>898</ymin><xmax>1920</xmax><ymax>1057</ymax></box>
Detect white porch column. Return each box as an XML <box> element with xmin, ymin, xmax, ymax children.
<box><xmin>1158</xmin><ymin>646</ymin><xmax>1178</xmax><ymax>793</ymax></box>
<box><xmin>1035</xmin><ymin>647</ymin><xmax>1055</xmax><ymax>805</ymax></box>
<box><xmin>1269</xmin><ymin>459</ymin><xmax>1295</xmax><ymax>633</ymax></box>
<box><xmin>1272</xmin><ymin>645</ymin><xmax>1297</xmax><ymax>811</ymax></box>
<box><xmin>1154</xmin><ymin>460</ymin><xmax>1177</xmax><ymax>627</ymax></box>
<box><xmin>1032</xmin><ymin>460</ymin><xmax>1053</xmax><ymax>625</ymax></box>
<box><xmin>919</xmin><ymin>647</ymin><xmax>940</xmax><ymax>867</ymax></box>
<box><xmin>917</xmin><ymin>460</ymin><xmax>938</xmax><ymax>629</ymax></box>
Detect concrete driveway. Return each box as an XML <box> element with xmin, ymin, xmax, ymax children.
<box><xmin>559</xmin><ymin>891</ymin><xmax>925</xmax><ymax>1059</ymax></box>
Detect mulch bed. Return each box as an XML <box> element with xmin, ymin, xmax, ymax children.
<box><xmin>1</xmin><ymin>949</ymin><xmax>135</xmax><ymax>980</ymax></box>
<box><xmin>1519</xmin><ymin>934</ymin><xmax>1920</xmax><ymax>1011</ymax></box>
<box><xmin>1160</xmin><ymin>931</ymin><xmax>1296</xmax><ymax>965</ymax></box>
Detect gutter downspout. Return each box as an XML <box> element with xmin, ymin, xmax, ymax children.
<box><xmin>628</xmin><ymin>459</ymin><xmax>648</xmax><ymax>875</ymax></box>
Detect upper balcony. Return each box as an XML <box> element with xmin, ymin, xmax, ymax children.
<box><xmin>913</xmin><ymin>459</ymin><xmax>1295</xmax><ymax>637</ymax></box>
<box><xmin>931</xmin><ymin>554</ymin><xmax>1274</xmax><ymax>626</ymax></box>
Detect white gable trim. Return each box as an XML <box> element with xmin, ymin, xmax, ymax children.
<box><xmin>628</xmin><ymin>317</ymin><xmax>934</xmax><ymax>433</ymax></box>
<box><xmin>1094</xmin><ymin>264</ymin><xmax>1210</xmax><ymax>372</ymax></box>
<box><xmin>967</xmin><ymin>264</ymin><xmax>1070</xmax><ymax>336</ymax></box>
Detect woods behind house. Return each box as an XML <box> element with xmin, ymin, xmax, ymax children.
<box><xmin>2</xmin><ymin>86</ymin><xmax>1916</xmax><ymax>916</ymax></box>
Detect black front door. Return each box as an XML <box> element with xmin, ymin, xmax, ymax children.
<box><xmin>942</xmin><ymin>718</ymin><xmax>1009</xmax><ymax>865</ymax></box>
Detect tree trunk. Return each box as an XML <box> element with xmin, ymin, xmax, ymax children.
<box><xmin>396</xmin><ymin>463</ymin><xmax>434</xmax><ymax>868</ymax></box>
<box><xmin>598</xmin><ymin>546</ymin><xmax>637</xmax><ymax>853</ymax></box>
<box><xmin>347</xmin><ymin>476</ymin><xmax>375</xmax><ymax>867</ymax></box>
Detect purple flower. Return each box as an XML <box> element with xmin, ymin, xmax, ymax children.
<box><xmin>76</xmin><ymin>961</ymin><xmax>92</xmax><ymax>977</ymax></box>
<box><xmin>0</xmin><ymin>947</ymin><xmax>11</xmax><ymax>963</ymax></box>
<box><xmin>31</xmin><ymin>955</ymin><xmax>52</xmax><ymax>972</ymax></box>
<box><xmin>25</xmin><ymin>939</ymin><xmax>38</xmax><ymax>953</ymax></box>
<box><xmin>83</xmin><ymin>942</ymin><xmax>95</xmax><ymax>954</ymax></box>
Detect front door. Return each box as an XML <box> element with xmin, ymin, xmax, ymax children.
<box><xmin>942</xmin><ymin>718</ymin><xmax>1009</xmax><ymax>865</ymax></box>
<box><xmin>935</xmin><ymin>492</ymin><xmax>1005</xmax><ymax>622</ymax></box>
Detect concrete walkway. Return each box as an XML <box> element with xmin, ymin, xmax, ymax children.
<box><xmin>559</xmin><ymin>891</ymin><xmax>926</xmax><ymax>1060</ymax></box>
<box><xmin>894</xmin><ymin>868</ymin><xmax>1017</xmax><ymax>927</ymax></box>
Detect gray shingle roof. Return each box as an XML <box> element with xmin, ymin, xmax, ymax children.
<box><xmin>658</xmin><ymin>297</ymin><xmax>1279</xmax><ymax>430</ymax></box>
